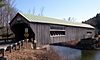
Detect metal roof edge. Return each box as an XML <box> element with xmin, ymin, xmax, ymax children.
<box><xmin>17</xmin><ymin>12</ymin><xmax>95</xmax><ymax>29</ymax></box>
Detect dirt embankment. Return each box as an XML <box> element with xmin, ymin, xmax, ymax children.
<box><xmin>5</xmin><ymin>47</ymin><xmax>62</xmax><ymax>60</ymax></box>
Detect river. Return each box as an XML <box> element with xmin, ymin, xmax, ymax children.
<box><xmin>50</xmin><ymin>45</ymin><xmax>100</xmax><ymax>60</ymax></box>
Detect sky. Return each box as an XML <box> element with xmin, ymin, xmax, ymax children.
<box><xmin>14</xmin><ymin>0</ymin><xmax>100</xmax><ymax>22</ymax></box>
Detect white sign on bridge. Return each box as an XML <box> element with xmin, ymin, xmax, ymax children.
<box><xmin>25</xmin><ymin>28</ymin><xmax>28</xmax><ymax>33</ymax></box>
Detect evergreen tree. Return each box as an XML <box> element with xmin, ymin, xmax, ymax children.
<box><xmin>0</xmin><ymin>0</ymin><xmax>5</xmax><ymax>7</ymax></box>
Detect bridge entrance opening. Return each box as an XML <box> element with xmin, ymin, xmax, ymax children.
<box><xmin>11</xmin><ymin>23</ymin><xmax>35</xmax><ymax>42</ymax></box>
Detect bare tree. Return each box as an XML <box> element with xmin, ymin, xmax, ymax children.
<box><xmin>38</xmin><ymin>7</ymin><xmax>44</xmax><ymax>16</ymax></box>
<box><xmin>0</xmin><ymin>0</ymin><xmax>17</xmax><ymax>40</ymax></box>
<box><xmin>63</xmin><ymin>18</ymin><xmax>66</xmax><ymax>21</ymax></box>
<box><xmin>40</xmin><ymin>7</ymin><xmax>44</xmax><ymax>16</ymax></box>
<box><xmin>67</xmin><ymin>17</ymin><xmax>75</xmax><ymax>22</ymax></box>
<box><xmin>33</xmin><ymin>7</ymin><xmax>35</xmax><ymax>15</ymax></box>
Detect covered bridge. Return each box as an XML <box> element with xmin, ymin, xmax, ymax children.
<box><xmin>10</xmin><ymin>13</ymin><xmax>95</xmax><ymax>47</ymax></box>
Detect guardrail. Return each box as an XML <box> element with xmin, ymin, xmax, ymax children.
<box><xmin>0</xmin><ymin>40</ymin><xmax>25</xmax><ymax>57</ymax></box>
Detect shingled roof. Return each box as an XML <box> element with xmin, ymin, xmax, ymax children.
<box><xmin>12</xmin><ymin>12</ymin><xmax>94</xmax><ymax>29</ymax></box>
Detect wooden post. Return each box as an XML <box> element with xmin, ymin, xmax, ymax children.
<box><xmin>19</xmin><ymin>41</ymin><xmax>21</xmax><ymax>50</ymax></box>
<box><xmin>9</xmin><ymin>45</ymin><xmax>12</xmax><ymax>53</ymax></box>
<box><xmin>15</xmin><ymin>43</ymin><xmax>17</xmax><ymax>50</ymax></box>
<box><xmin>21</xmin><ymin>40</ymin><xmax>24</xmax><ymax>46</ymax></box>
<box><xmin>1</xmin><ymin>49</ymin><xmax>5</xmax><ymax>57</ymax></box>
<box><xmin>26</xmin><ymin>39</ymin><xmax>29</xmax><ymax>49</ymax></box>
<box><xmin>33</xmin><ymin>40</ymin><xmax>37</xmax><ymax>49</ymax></box>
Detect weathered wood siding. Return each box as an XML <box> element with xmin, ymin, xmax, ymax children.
<box><xmin>30</xmin><ymin>23</ymin><xmax>50</xmax><ymax>47</ymax></box>
<box><xmin>50</xmin><ymin>25</ymin><xmax>95</xmax><ymax>44</ymax></box>
<box><xmin>10</xmin><ymin>14</ymin><xmax>29</xmax><ymax>27</ymax></box>
<box><xmin>65</xmin><ymin>26</ymin><xmax>95</xmax><ymax>42</ymax></box>
<box><xmin>50</xmin><ymin>35</ymin><xmax>66</xmax><ymax>43</ymax></box>
<box><xmin>50</xmin><ymin>25</ymin><xmax>66</xmax><ymax>43</ymax></box>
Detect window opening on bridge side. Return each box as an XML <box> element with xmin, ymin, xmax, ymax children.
<box><xmin>84</xmin><ymin>31</ymin><xmax>93</xmax><ymax>39</ymax></box>
<box><xmin>50</xmin><ymin>31</ymin><xmax>65</xmax><ymax>37</ymax></box>
<box><xmin>50</xmin><ymin>25</ymin><xmax>66</xmax><ymax>37</ymax></box>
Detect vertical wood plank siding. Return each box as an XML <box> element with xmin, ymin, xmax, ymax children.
<box><xmin>10</xmin><ymin>14</ymin><xmax>95</xmax><ymax>47</ymax></box>
<box><xmin>30</xmin><ymin>23</ymin><xmax>95</xmax><ymax>46</ymax></box>
<box><xmin>65</xmin><ymin>26</ymin><xmax>95</xmax><ymax>42</ymax></box>
<box><xmin>50</xmin><ymin>36</ymin><xmax>66</xmax><ymax>43</ymax></box>
<box><xmin>30</xmin><ymin>23</ymin><xmax>50</xmax><ymax>47</ymax></box>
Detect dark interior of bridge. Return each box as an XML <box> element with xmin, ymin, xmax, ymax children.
<box><xmin>11</xmin><ymin>23</ymin><xmax>35</xmax><ymax>42</ymax></box>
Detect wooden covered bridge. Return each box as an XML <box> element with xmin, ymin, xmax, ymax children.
<box><xmin>9</xmin><ymin>12</ymin><xmax>95</xmax><ymax>47</ymax></box>
<box><xmin>0</xmin><ymin>12</ymin><xmax>95</xmax><ymax>57</ymax></box>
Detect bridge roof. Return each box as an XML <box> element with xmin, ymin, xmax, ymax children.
<box><xmin>16</xmin><ymin>12</ymin><xmax>94</xmax><ymax>29</ymax></box>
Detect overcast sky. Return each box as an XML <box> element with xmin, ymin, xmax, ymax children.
<box><xmin>15</xmin><ymin>0</ymin><xmax>100</xmax><ymax>22</ymax></box>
